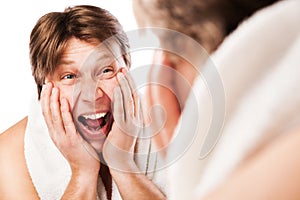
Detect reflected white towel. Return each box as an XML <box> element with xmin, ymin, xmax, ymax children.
<box><xmin>167</xmin><ymin>0</ymin><xmax>300</xmax><ymax>199</ymax></box>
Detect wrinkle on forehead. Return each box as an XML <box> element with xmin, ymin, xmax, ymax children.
<box><xmin>80</xmin><ymin>40</ymin><xmax>125</xmax><ymax>72</ymax></box>
<box><xmin>58</xmin><ymin>37</ymin><xmax>125</xmax><ymax>66</ymax></box>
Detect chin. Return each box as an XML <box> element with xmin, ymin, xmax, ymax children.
<box><xmin>89</xmin><ymin>139</ymin><xmax>105</xmax><ymax>153</ymax></box>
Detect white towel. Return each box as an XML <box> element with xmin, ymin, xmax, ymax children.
<box><xmin>24</xmin><ymin>96</ymin><xmax>167</xmax><ymax>199</ymax></box>
<box><xmin>24</xmin><ymin>96</ymin><xmax>72</xmax><ymax>200</ymax></box>
<box><xmin>166</xmin><ymin>0</ymin><xmax>300</xmax><ymax>199</ymax></box>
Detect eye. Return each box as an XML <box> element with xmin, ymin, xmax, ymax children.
<box><xmin>103</xmin><ymin>67</ymin><xmax>114</xmax><ymax>74</ymax></box>
<box><xmin>62</xmin><ymin>74</ymin><xmax>77</xmax><ymax>80</ymax></box>
<box><xmin>60</xmin><ymin>73</ymin><xmax>78</xmax><ymax>85</ymax></box>
<box><xmin>101</xmin><ymin>66</ymin><xmax>114</xmax><ymax>74</ymax></box>
<box><xmin>97</xmin><ymin>65</ymin><xmax>116</xmax><ymax>79</ymax></box>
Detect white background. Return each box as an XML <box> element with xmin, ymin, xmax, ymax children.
<box><xmin>0</xmin><ymin>0</ymin><xmax>153</xmax><ymax>133</ymax></box>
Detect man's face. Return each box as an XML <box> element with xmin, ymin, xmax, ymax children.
<box><xmin>45</xmin><ymin>37</ymin><xmax>126</xmax><ymax>152</ymax></box>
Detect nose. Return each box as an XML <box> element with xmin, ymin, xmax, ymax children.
<box><xmin>80</xmin><ymin>78</ymin><xmax>104</xmax><ymax>103</ymax></box>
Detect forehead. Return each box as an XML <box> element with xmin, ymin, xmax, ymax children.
<box><xmin>58</xmin><ymin>37</ymin><xmax>124</xmax><ymax>68</ymax></box>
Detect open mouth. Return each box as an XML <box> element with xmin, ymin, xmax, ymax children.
<box><xmin>77</xmin><ymin>112</ymin><xmax>113</xmax><ymax>138</ymax></box>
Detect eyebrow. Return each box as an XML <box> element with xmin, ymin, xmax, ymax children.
<box><xmin>57</xmin><ymin>59</ymin><xmax>74</xmax><ymax>65</ymax></box>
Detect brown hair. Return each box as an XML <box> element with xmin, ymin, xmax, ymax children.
<box><xmin>133</xmin><ymin>0</ymin><xmax>281</xmax><ymax>53</ymax></box>
<box><xmin>30</xmin><ymin>5</ymin><xmax>131</xmax><ymax>99</ymax></box>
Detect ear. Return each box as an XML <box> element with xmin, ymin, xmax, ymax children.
<box><xmin>161</xmin><ymin>52</ymin><xmax>173</xmax><ymax>68</ymax></box>
<box><xmin>153</xmin><ymin>50</ymin><xmax>177</xmax><ymax>69</ymax></box>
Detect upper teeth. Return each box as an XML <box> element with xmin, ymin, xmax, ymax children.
<box><xmin>83</xmin><ymin>112</ymin><xmax>106</xmax><ymax>120</ymax></box>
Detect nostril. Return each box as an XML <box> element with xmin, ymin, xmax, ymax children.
<box><xmin>95</xmin><ymin>86</ymin><xmax>104</xmax><ymax>98</ymax></box>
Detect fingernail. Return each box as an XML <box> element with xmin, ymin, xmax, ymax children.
<box><xmin>120</xmin><ymin>67</ymin><xmax>128</xmax><ymax>73</ymax></box>
<box><xmin>42</xmin><ymin>84</ymin><xmax>47</xmax><ymax>91</ymax></box>
<box><xmin>43</xmin><ymin>82</ymin><xmax>51</xmax><ymax>90</ymax></box>
<box><xmin>52</xmin><ymin>87</ymin><xmax>58</xmax><ymax>94</ymax></box>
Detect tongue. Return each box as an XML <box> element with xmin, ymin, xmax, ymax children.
<box><xmin>85</xmin><ymin>118</ymin><xmax>103</xmax><ymax>129</ymax></box>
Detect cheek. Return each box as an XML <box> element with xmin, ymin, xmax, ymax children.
<box><xmin>175</xmin><ymin>63</ymin><xmax>197</xmax><ymax>86</ymax></box>
<box><xmin>100</xmin><ymin>78</ymin><xmax>118</xmax><ymax>100</ymax></box>
<box><xmin>173</xmin><ymin>64</ymin><xmax>197</xmax><ymax>105</ymax></box>
<box><xmin>54</xmin><ymin>83</ymin><xmax>75</xmax><ymax>108</ymax></box>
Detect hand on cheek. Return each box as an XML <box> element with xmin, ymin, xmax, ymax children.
<box><xmin>103</xmin><ymin>71</ymin><xmax>143</xmax><ymax>172</ymax></box>
<box><xmin>40</xmin><ymin>82</ymin><xmax>100</xmax><ymax>174</ymax></box>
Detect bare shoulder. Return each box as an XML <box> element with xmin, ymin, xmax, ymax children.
<box><xmin>0</xmin><ymin>117</ymin><xmax>28</xmax><ymax>145</ymax></box>
<box><xmin>0</xmin><ymin>117</ymin><xmax>39</xmax><ymax>199</ymax></box>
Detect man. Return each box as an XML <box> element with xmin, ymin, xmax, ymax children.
<box><xmin>0</xmin><ymin>5</ymin><xmax>166</xmax><ymax>200</ymax></box>
<box><xmin>132</xmin><ymin>0</ymin><xmax>281</xmax><ymax>154</ymax></box>
<box><xmin>134</xmin><ymin>0</ymin><xmax>300</xmax><ymax>199</ymax></box>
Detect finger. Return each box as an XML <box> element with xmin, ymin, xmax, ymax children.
<box><xmin>122</xmin><ymin>73</ymin><xmax>142</xmax><ymax>132</ymax></box>
<box><xmin>117</xmin><ymin>73</ymin><xmax>142</xmax><ymax>138</ymax></box>
<box><xmin>113</xmin><ymin>85</ymin><xmax>125</xmax><ymax>121</ymax></box>
<box><xmin>41</xmin><ymin>82</ymin><xmax>55</xmax><ymax>134</ymax></box>
<box><xmin>123</xmin><ymin>72</ymin><xmax>140</xmax><ymax>118</ymax></box>
<box><xmin>60</xmin><ymin>98</ymin><xmax>77</xmax><ymax>138</ymax></box>
<box><xmin>60</xmin><ymin>98</ymin><xmax>100</xmax><ymax>161</ymax></box>
<box><xmin>50</xmin><ymin>87</ymin><xmax>66</xmax><ymax>138</ymax></box>
<box><xmin>117</xmin><ymin>73</ymin><xmax>134</xmax><ymax>119</ymax></box>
